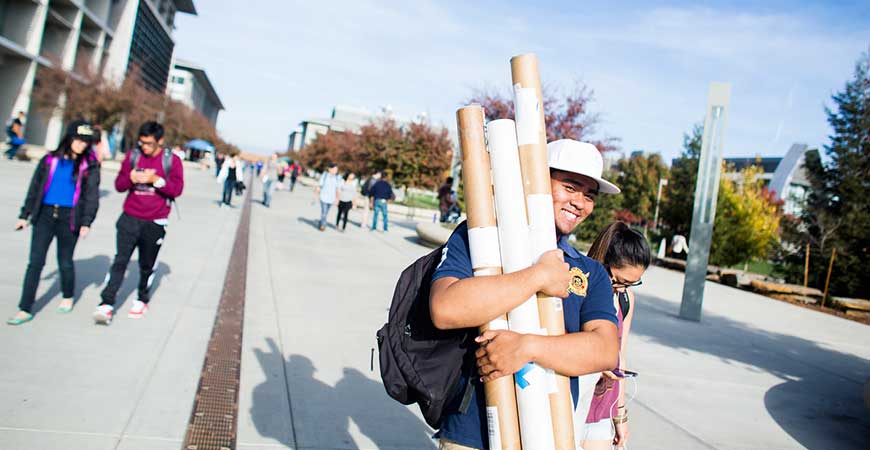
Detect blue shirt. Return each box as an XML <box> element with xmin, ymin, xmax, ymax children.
<box><xmin>43</xmin><ymin>159</ymin><xmax>76</xmax><ymax>207</ymax></box>
<box><xmin>431</xmin><ymin>222</ymin><xmax>617</xmax><ymax>449</ymax></box>
<box><xmin>370</xmin><ymin>179</ymin><xmax>394</xmax><ymax>200</ymax></box>
<box><xmin>319</xmin><ymin>173</ymin><xmax>342</xmax><ymax>203</ymax></box>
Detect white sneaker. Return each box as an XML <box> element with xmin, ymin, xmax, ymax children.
<box><xmin>128</xmin><ymin>300</ymin><xmax>148</xmax><ymax>319</ymax></box>
<box><xmin>93</xmin><ymin>305</ymin><xmax>114</xmax><ymax>325</ymax></box>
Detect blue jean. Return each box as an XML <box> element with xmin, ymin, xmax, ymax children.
<box><xmin>262</xmin><ymin>179</ymin><xmax>274</xmax><ymax>206</ymax></box>
<box><xmin>372</xmin><ymin>199</ymin><xmax>388</xmax><ymax>231</ymax></box>
<box><xmin>319</xmin><ymin>201</ymin><xmax>332</xmax><ymax>228</ymax></box>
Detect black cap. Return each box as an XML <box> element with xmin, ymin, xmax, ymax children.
<box><xmin>65</xmin><ymin>120</ymin><xmax>95</xmax><ymax>142</ymax></box>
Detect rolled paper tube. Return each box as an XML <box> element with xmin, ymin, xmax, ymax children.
<box><xmin>511</xmin><ymin>53</ymin><xmax>576</xmax><ymax>450</ymax></box>
<box><xmin>456</xmin><ymin>106</ymin><xmax>521</xmax><ymax>450</ymax></box>
<box><xmin>488</xmin><ymin>118</ymin><xmax>555</xmax><ymax>450</ymax></box>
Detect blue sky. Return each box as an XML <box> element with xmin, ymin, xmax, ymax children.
<box><xmin>173</xmin><ymin>0</ymin><xmax>870</xmax><ymax>162</ymax></box>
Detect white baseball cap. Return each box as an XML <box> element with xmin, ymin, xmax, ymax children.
<box><xmin>547</xmin><ymin>139</ymin><xmax>620</xmax><ymax>194</ymax></box>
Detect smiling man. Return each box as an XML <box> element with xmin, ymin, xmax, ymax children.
<box><xmin>429</xmin><ymin>139</ymin><xmax>622</xmax><ymax>450</ymax></box>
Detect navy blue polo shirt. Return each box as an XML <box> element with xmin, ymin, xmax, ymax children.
<box><xmin>431</xmin><ymin>222</ymin><xmax>616</xmax><ymax>449</ymax></box>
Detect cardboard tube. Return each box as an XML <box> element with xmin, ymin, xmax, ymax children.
<box><xmin>457</xmin><ymin>106</ymin><xmax>521</xmax><ymax>450</ymax></box>
<box><xmin>488</xmin><ymin>118</ymin><xmax>556</xmax><ymax>450</ymax></box>
<box><xmin>511</xmin><ymin>53</ymin><xmax>576</xmax><ymax>450</ymax></box>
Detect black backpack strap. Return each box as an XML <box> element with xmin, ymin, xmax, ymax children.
<box><xmin>130</xmin><ymin>148</ymin><xmax>141</xmax><ymax>169</ymax></box>
<box><xmin>163</xmin><ymin>148</ymin><xmax>173</xmax><ymax>176</ymax></box>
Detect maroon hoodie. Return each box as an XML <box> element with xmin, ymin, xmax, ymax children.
<box><xmin>116</xmin><ymin>148</ymin><xmax>184</xmax><ymax>221</ymax></box>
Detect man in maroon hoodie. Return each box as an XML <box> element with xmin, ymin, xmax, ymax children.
<box><xmin>94</xmin><ymin>122</ymin><xmax>184</xmax><ymax>325</ymax></box>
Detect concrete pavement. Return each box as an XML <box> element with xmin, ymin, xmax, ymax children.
<box><xmin>0</xmin><ymin>158</ymin><xmax>867</xmax><ymax>449</ymax></box>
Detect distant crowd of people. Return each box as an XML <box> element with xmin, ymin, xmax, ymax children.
<box><xmin>314</xmin><ymin>163</ymin><xmax>397</xmax><ymax>232</ymax></box>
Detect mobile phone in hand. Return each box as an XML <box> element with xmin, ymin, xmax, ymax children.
<box><xmin>611</xmin><ymin>369</ymin><xmax>638</xmax><ymax>378</ymax></box>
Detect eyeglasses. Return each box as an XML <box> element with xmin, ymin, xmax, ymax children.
<box><xmin>607</xmin><ymin>267</ymin><xmax>642</xmax><ymax>289</ymax></box>
<box><xmin>611</xmin><ymin>279</ymin><xmax>643</xmax><ymax>289</ymax></box>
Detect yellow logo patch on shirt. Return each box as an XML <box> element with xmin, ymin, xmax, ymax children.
<box><xmin>568</xmin><ymin>267</ymin><xmax>590</xmax><ymax>297</ymax></box>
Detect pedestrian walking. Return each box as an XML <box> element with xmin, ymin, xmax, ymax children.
<box><xmin>288</xmin><ymin>160</ymin><xmax>301</xmax><ymax>192</ymax></box>
<box><xmin>214</xmin><ymin>152</ymin><xmax>225</xmax><ymax>178</ymax></box>
<box><xmin>438</xmin><ymin>176</ymin><xmax>456</xmax><ymax>223</ymax></box>
<box><xmin>93</xmin><ymin>121</ymin><xmax>184</xmax><ymax>325</ymax></box>
<box><xmin>261</xmin><ymin>154</ymin><xmax>279</xmax><ymax>207</ymax></box>
<box><xmin>217</xmin><ymin>154</ymin><xmax>240</xmax><ymax>207</ymax></box>
<box><xmin>580</xmin><ymin>221</ymin><xmax>650</xmax><ymax>450</ymax></box>
<box><xmin>276</xmin><ymin>161</ymin><xmax>286</xmax><ymax>188</ymax></box>
<box><xmin>315</xmin><ymin>163</ymin><xmax>341</xmax><ymax>231</ymax></box>
<box><xmin>5</xmin><ymin>117</ymin><xmax>25</xmax><ymax>160</ymax></box>
<box><xmin>369</xmin><ymin>173</ymin><xmax>394</xmax><ymax>232</ymax></box>
<box><xmin>360</xmin><ymin>172</ymin><xmax>379</xmax><ymax>229</ymax></box>
<box><xmin>335</xmin><ymin>172</ymin><xmax>358</xmax><ymax>231</ymax></box>
<box><xmin>92</xmin><ymin>125</ymin><xmax>112</xmax><ymax>163</ymax></box>
<box><xmin>8</xmin><ymin>121</ymin><xmax>100</xmax><ymax>325</ymax></box>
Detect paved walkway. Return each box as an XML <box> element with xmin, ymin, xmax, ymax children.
<box><xmin>0</xmin><ymin>159</ymin><xmax>867</xmax><ymax>449</ymax></box>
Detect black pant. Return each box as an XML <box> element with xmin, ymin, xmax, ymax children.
<box><xmin>289</xmin><ymin>176</ymin><xmax>297</xmax><ymax>192</ymax></box>
<box><xmin>336</xmin><ymin>200</ymin><xmax>352</xmax><ymax>230</ymax></box>
<box><xmin>100</xmin><ymin>213</ymin><xmax>166</xmax><ymax>306</ymax></box>
<box><xmin>19</xmin><ymin>206</ymin><xmax>78</xmax><ymax>313</ymax></box>
<box><xmin>222</xmin><ymin>178</ymin><xmax>236</xmax><ymax>205</ymax></box>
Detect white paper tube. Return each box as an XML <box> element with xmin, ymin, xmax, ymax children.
<box><xmin>487</xmin><ymin>118</ymin><xmax>556</xmax><ymax>450</ymax></box>
<box><xmin>468</xmin><ymin>226</ymin><xmax>502</xmax><ymax>269</ymax></box>
<box><xmin>527</xmin><ymin>193</ymin><xmax>558</xmax><ymax>260</ymax></box>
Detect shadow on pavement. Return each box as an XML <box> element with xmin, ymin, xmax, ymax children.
<box><xmin>31</xmin><ymin>254</ymin><xmax>111</xmax><ymax>313</ymax></box>
<box><xmin>251</xmin><ymin>339</ymin><xmax>435</xmax><ymax>449</ymax></box>
<box><xmin>297</xmin><ymin>216</ymin><xmax>336</xmax><ymax>231</ymax></box>
<box><xmin>631</xmin><ymin>293</ymin><xmax>870</xmax><ymax>450</ymax></box>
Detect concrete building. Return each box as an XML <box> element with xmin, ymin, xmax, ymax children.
<box><xmin>167</xmin><ymin>58</ymin><xmax>223</xmax><ymax>126</ymax></box>
<box><xmin>724</xmin><ymin>143</ymin><xmax>815</xmax><ymax>216</ymax></box>
<box><xmin>0</xmin><ymin>0</ymin><xmax>196</xmax><ymax>151</ymax></box>
<box><xmin>288</xmin><ymin>104</ymin><xmax>423</xmax><ymax>152</ymax></box>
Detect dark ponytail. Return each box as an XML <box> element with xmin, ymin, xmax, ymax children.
<box><xmin>587</xmin><ymin>221</ymin><xmax>651</xmax><ymax>269</ymax></box>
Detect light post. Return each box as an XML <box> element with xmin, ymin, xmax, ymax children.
<box><xmin>680</xmin><ymin>82</ymin><xmax>731</xmax><ymax>322</ymax></box>
<box><xmin>652</xmin><ymin>178</ymin><xmax>668</xmax><ymax>230</ymax></box>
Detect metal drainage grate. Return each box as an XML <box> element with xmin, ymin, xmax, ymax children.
<box><xmin>182</xmin><ymin>176</ymin><xmax>252</xmax><ymax>450</ymax></box>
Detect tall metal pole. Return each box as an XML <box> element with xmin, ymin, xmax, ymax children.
<box><xmin>679</xmin><ymin>82</ymin><xmax>731</xmax><ymax>322</ymax></box>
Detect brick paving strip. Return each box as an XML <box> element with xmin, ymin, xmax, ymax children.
<box><xmin>182</xmin><ymin>178</ymin><xmax>252</xmax><ymax>450</ymax></box>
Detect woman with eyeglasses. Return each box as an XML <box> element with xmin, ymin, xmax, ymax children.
<box><xmin>8</xmin><ymin>120</ymin><xmax>100</xmax><ymax>325</ymax></box>
<box><xmin>581</xmin><ymin>221</ymin><xmax>650</xmax><ymax>450</ymax></box>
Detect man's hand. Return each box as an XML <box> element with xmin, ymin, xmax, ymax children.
<box><xmin>79</xmin><ymin>226</ymin><xmax>90</xmax><ymax>239</ymax></box>
<box><xmin>475</xmin><ymin>330</ymin><xmax>533</xmax><ymax>382</ymax></box>
<box><xmin>532</xmin><ymin>249</ymin><xmax>572</xmax><ymax>298</ymax></box>
<box><xmin>143</xmin><ymin>169</ymin><xmax>159</xmax><ymax>184</ymax></box>
<box><xmin>14</xmin><ymin>219</ymin><xmax>27</xmax><ymax>231</ymax></box>
<box><xmin>130</xmin><ymin>170</ymin><xmax>145</xmax><ymax>184</ymax></box>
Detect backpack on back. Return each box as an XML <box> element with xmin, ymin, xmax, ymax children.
<box><xmin>376</xmin><ymin>244</ymin><xmax>474</xmax><ymax>429</ymax></box>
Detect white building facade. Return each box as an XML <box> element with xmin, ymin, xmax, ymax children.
<box><xmin>0</xmin><ymin>0</ymin><xmax>196</xmax><ymax>150</ymax></box>
<box><xmin>167</xmin><ymin>58</ymin><xmax>223</xmax><ymax>127</ymax></box>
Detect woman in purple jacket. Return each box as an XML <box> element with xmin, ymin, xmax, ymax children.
<box><xmin>581</xmin><ymin>221</ymin><xmax>650</xmax><ymax>449</ymax></box>
<box><xmin>8</xmin><ymin>121</ymin><xmax>100</xmax><ymax>325</ymax></box>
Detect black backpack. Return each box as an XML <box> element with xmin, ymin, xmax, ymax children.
<box><xmin>376</xmin><ymin>244</ymin><xmax>475</xmax><ymax>429</ymax></box>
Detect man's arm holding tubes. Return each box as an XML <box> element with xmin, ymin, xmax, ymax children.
<box><xmin>474</xmin><ymin>321</ymin><xmax>618</xmax><ymax>380</ymax></box>
<box><xmin>429</xmin><ymin>249</ymin><xmax>571</xmax><ymax>330</ymax></box>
